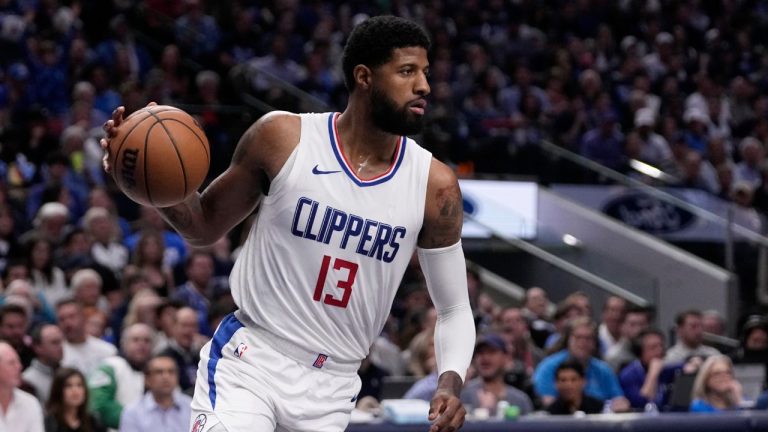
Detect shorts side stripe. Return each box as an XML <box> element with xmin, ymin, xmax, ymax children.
<box><xmin>207</xmin><ymin>313</ymin><xmax>245</xmax><ymax>409</ymax></box>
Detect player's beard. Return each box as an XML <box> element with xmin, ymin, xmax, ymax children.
<box><xmin>370</xmin><ymin>86</ymin><xmax>424</xmax><ymax>136</ymax></box>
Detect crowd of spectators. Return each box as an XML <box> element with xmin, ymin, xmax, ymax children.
<box><xmin>1</xmin><ymin>0</ymin><xmax>768</xmax><ymax>430</ymax></box>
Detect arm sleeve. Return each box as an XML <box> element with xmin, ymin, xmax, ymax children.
<box><xmin>417</xmin><ymin>241</ymin><xmax>475</xmax><ymax>383</ymax></box>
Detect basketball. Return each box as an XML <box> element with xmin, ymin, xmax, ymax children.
<box><xmin>109</xmin><ymin>105</ymin><xmax>210</xmax><ymax>207</ymax></box>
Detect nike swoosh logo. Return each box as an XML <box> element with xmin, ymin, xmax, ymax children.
<box><xmin>312</xmin><ymin>165</ymin><xmax>341</xmax><ymax>175</ymax></box>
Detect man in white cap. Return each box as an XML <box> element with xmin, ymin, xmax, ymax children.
<box><xmin>632</xmin><ymin>107</ymin><xmax>673</xmax><ymax>170</ymax></box>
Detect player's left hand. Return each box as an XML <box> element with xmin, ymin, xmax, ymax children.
<box><xmin>428</xmin><ymin>388</ymin><xmax>466</xmax><ymax>432</ymax></box>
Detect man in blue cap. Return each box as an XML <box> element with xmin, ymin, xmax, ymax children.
<box><xmin>460</xmin><ymin>333</ymin><xmax>534</xmax><ymax>417</ymax></box>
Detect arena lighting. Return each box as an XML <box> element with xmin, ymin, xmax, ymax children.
<box><xmin>628</xmin><ymin>159</ymin><xmax>678</xmax><ymax>183</ymax></box>
<box><xmin>562</xmin><ymin>234</ymin><xmax>582</xmax><ymax>247</ymax></box>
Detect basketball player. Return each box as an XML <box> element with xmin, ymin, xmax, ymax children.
<box><xmin>102</xmin><ymin>16</ymin><xmax>475</xmax><ymax>432</ymax></box>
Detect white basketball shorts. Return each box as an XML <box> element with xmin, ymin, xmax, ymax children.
<box><xmin>189</xmin><ymin>312</ymin><xmax>362</xmax><ymax>432</ymax></box>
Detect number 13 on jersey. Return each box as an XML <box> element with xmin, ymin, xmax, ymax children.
<box><xmin>313</xmin><ymin>255</ymin><xmax>358</xmax><ymax>308</ymax></box>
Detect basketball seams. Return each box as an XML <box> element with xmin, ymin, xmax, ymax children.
<box><xmin>144</xmin><ymin>121</ymin><xmax>158</xmax><ymax>206</ymax></box>
<box><xmin>146</xmin><ymin>111</ymin><xmax>189</xmax><ymax>198</ymax></box>
<box><xmin>112</xmin><ymin>111</ymin><xmax>154</xmax><ymax>182</ymax></box>
<box><xmin>114</xmin><ymin>105</ymin><xmax>208</xmax><ymax>207</ymax></box>
<box><xmin>160</xmin><ymin>118</ymin><xmax>210</xmax><ymax>164</ymax></box>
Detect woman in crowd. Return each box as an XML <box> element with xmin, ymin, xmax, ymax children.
<box><xmin>690</xmin><ymin>355</ymin><xmax>744</xmax><ymax>412</ymax></box>
<box><xmin>45</xmin><ymin>367</ymin><xmax>105</xmax><ymax>432</ymax></box>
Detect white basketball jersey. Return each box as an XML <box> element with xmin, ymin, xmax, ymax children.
<box><xmin>230</xmin><ymin>112</ymin><xmax>432</xmax><ymax>363</ymax></box>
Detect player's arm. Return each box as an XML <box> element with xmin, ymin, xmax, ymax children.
<box><xmin>156</xmin><ymin>112</ymin><xmax>299</xmax><ymax>246</ymax></box>
<box><xmin>418</xmin><ymin>159</ymin><xmax>476</xmax><ymax>432</ymax></box>
<box><xmin>101</xmin><ymin>106</ymin><xmax>299</xmax><ymax>247</ymax></box>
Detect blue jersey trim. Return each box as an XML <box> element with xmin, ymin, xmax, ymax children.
<box><xmin>207</xmin><ymin>313</ymin><xmax>244</xmax><ymax>409</ymax></box>
<box><xmin>327</xmin><ymin>113</ymin><xmax>406</xmax><ymax>187</ymax></box>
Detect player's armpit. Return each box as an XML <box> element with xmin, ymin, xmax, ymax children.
<box><xmin>418</xmin><ymin>158</ymin><xmax>463</xmax><ymax>249</ymax></box>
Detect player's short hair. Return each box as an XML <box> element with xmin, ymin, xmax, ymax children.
<box><xmin>342</xmin><ymin>15</ymin><xmax>430</xmax><ymax>91</ymax></box>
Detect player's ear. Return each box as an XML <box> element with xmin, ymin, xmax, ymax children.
<box><xmin>353</xmin><ymin>65</ymin><xmax>372</xmax><ymax>90</ymax></box>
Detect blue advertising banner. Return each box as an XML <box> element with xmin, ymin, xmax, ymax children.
<box><xmin>551</xmin><ymin>184</ymin><xmax>764</xmax><ymax>242</ymax></box>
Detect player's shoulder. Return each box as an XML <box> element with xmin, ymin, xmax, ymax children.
<box><xmin>427</xmin><ymin>157</ymin><xmax>459</xmax><ymax>190</ymax></box>
<box><xmin>253</xmin><ymin>110</ymin><xmax>302</xmax><ymax>140</ymax></box>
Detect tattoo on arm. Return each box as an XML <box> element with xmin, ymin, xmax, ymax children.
<box><xmin>160</xmin><ymin>205</ymin><xmax>194</xmax><ymax>231</ymax></box>
<box><xmin>426</xmin><ymin>183</ymin><xmax>463</xmax><ymax>247</ymax></box>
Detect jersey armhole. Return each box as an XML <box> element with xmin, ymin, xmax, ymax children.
<box><xmin>262</xmin><ymin>115</ymin><xmax>309</xmax><ymax>202</ymax></box>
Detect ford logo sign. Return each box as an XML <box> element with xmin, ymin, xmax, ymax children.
<box><xmin>603</xmin><ymin>193</ymin><xmax>695</xmax><ymax>233</ymax></box>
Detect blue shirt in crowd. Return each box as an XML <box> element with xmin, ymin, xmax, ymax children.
<box><xmin>533</xmin><ymin>350</ymin><xmax>624</xmax><ymax>400</ymax></box>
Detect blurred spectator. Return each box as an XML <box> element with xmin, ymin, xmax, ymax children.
<box><xmin>145</xmin><ymin>45</ymin><xmax>190</xmax><ymax>105</ymax></box>
<box><xmin>598</xmin><ymin>296</ymin><xmax>627</xmax><ymax>356</ymax></box>
<box><xmin>57</xmin><ymin>299</ymin><xmax>117</xmax><ymax>375</ymax></box>
<box><xmin>25</xmin><ymin>153</ymin><xmax>89</xmax><ymax>225</ymax></box>
<box><xmin>127</xmin><ymin>231</ymin><xmax>175</xmax><ymax>297</ymax></box>
<box><xmin>248</xmin><ymin>34</ymin><xmax>306</xmax><ymax>94</ymax></box>
<box><xmin>83</xmin><ymin>207</ymin><xmax>128</xmax><ymax>275</ymax></box>
<box><xmin>22</xmin><ymin>202</ymin><xmax>71</xmax><ymax>247</ymax></box>
<box><xmin>89</xmin><ymin>323</ymin><xmax>154</xmax><ymax>429</ymax></box>
<box><xmin>356</xmin><ymin>351</ymin><xmax>389</xmax><ymax>404</ymax></box>
<box><xmin>152</xmin><ymin>300</ymin><xmax>181</xmax><ymax>354</ymax></box>
<box><xmin>403</xmin><ymin>330</ymin><xmax>438</xmax><ymax>401</ymax></box>
<box><xmin>563</xmin><ymin>291</ymin><xmax>592</xmax><ymax>318</ymax></box>
<box><xmin>460</xmin><ymin>333</ymin><xmax>533</xmax><ymax>417</ymax></box>
<box><xmin>498</xmin><ymin>307</ymin><xmax>543</xmax><ymax>376</ymax></box>
<box><xmin>665</xmin><ymin>309</ymin><xmax>721</xmax><ymax>364</ymax></box>
<box><xmin>404</xmin><ymin>329</ymin><xmax>435</xmax><ymax>379</ymax></box>
<box><xmin>619</xmin><ymin>328</ymin><xmax>680</xmax><ymax>411</ymax></box>
<box><xmin>543</xmin><ymin>302</ymin><xmax>581</xmax><ymax>350</ymax></box>
<box><xmin>119</xmin><ymin>354</ymin><xmax>191</xmax><ymax>432</ymax></box>
<box><xmin>94</xmin><ymin>15</ymin><xmax>152</xmax><ymax>84</ymax></box>
<box><xmin>521</xmin><ymin>287</ymin><xmax>554</xmax><ymax>349</ymax></box>
<box><xmin>0</xmin><ymin>303</ymin><xmax>33</xmax><ymax>368</ymax></box>
<box><xmin>0</xmin><ymin>341</ymin><xmax>44</xmax><ymax>432</ymax></box>
<box><xmin>605</xmin><ymin>305</ymin><xmax>652</xmax><ymax>371</ymax></box>
<box><xmin>533</xmin><ymin>317</ymin><xmax>628</xmax><ymax>410</ymax></box>
<box><xmin>22</xmin><ymin>323</ymin><xmax>63</xmax><ymax>404</ymax></box>
<box><xmin>87</xmin><ymin>188</ymin><xmax>131</xmax><ymax>239</ymax></box>
<box><xmin>580</xmin><ymin>111</ymin><xmax>626</xmax><ymax>171</ymax></box>
<box><xmin>630</xmin><ymin>107</ymin><xmax>674</xmax><ymax>171</ymax></box>
<box><xmin>122</xmin><ymin>289</ymin><xmax>163</xmax><ymax>330</ymax></box>
<box><xmin>689</xmin><ymin>355</ymin><xmax>743</xmax><ymax>412</ymax></box>
<box><xmin>547</xmin><ymin>360</ymin><xmax>604</xmax><ymax>415</ymax></box>
<box><xmin>730</xmin><ymin>316</ymin><xmax>768</xmax><ymax>364</ymax></box>
<box><xmin>3</xmin><ymin>278</ymin><xmax>56</xmax><ymax>327</ymax></box>
<box><xmin>124</xmin><ymin>207</ymin><xmax>187</xmax><ymax>270</ymax></box>
<box><xmin>44</xmin><ymin>367</ymin><xmax>105</xmax><ymax>432</ymax></box>
<box><xmin>682</xmin><ymin>107</ymin><xmax>712</xmax><ymax>155</ymax></box>
<box><xmin>25</xmin><ymin>237</ymin><xmax>69</xmax><ymax>308</ymax></box>
<box><xmin>174</xmin><ymin>0</ymin><xmax>221</xmax><ymax>65</ymax></box>
<box><xmin>734</xmin><ymin>137</ymin><xmax>764</xmax><ymax>189</ymax></box>
<box><xmin>87</xmin><ymin>65</ymin><xmax>121</xmax><ymax>118</ymax></box>
<box><xmin>157</xmin><ymin>307</ymin><xmax>203</xmax><ymax>394</ymax></box>
<box><xmin>172</xmin><ymin>251</ymin><xmax>227</xmax><ymax>336</ymax></box>
<box><xmin>730</xmin><ymin>316</ymin><xmax>768</xmax><ymax>390</ymax></box>
<box><xmin>70</xmin><ymin>268</ymin><xmax>108</xmax><ymax>315</ymax></box>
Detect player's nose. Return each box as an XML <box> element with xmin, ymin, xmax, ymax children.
<box><xmin>414</xmin><ymin>71</ymin><xmax>430</xmax><ymax>97</ymax></box>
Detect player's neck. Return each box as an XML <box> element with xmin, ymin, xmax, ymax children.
<box><xmin>337</xmin><ymin>104</ymin><xmax>400</xmax><ymax>164</ymax></box>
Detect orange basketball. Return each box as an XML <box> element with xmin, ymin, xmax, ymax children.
<box><xmin>110</xmin><ymin>105</ymin><xmax>210</xmax><ymax>207</ymax></box>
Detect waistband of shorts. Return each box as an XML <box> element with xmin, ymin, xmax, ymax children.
<box><xmin>235</xmin><ymin>311</ymin><xmax>361</xmax><ymax>375</ymax></box>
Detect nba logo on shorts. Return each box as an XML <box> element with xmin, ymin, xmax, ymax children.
<box><xmin>234</xmin><ymin>343</ymin><xmax>248</xmax><ymax>358</ymax></box>
<box><xmin>191</xmin><ymin>414</ymin><xmax>207</xmax><ymax>432</ymax></box>
<box><xmin>313</xmin><ymin>353</ymin><xmax>328</xmax><ymax>369</ymax></box>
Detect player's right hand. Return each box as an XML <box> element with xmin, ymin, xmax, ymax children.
<box><xmin>101</xmin><ymin>102</ymin><xmax>158</xmax><ymax>173</ymax></box>
<box><xmin>100</xmin><ymin>105</ymin><xmax>125</xmax><ymax>173</ymax></box>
